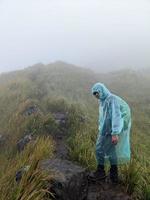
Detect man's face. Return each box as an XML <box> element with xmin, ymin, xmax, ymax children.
<box><xmin>93</xmin><ymin>92</ymin><xmax>100</xmax><ymax>99</ymax></box>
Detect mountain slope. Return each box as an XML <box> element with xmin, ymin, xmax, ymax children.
<box><xmin>0</xmin><ymin>61</ymin><xmax>149</xmax><ymax>199</ymax></box>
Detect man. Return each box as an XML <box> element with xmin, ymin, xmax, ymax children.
<box><xmin>89</xmin><ymin>83</ymin><xmax>131</xmax><ymax>183</ymax></box>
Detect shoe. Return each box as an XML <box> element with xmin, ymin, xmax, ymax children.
<box><xmin>88</xmin><ymin>165</ymin><xmax>106</xmax><ymax>182</ymax></box>
<box><xmin>110</xmin><ymin>165</ymin><xmax>118</xmax><ymax>184</ymax></box>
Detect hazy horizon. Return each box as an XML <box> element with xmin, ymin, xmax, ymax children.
<box><xmin>0</xmin><ymin>0</ymin><xmax>150</xmax><ymax>73</ymax></box>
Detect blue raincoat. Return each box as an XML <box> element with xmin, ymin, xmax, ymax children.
<box><xmin>92</xmin><ymin>83</ymin><xmax>131</xmax><ymax>165</ymax></box>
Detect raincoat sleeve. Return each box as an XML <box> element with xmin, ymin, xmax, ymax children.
<box><xmin>110</xmin><ymin>97</ymin><xmax>123</xmax><ymax>135</ymax></box>
<box><xmin>98</xmin><ymin>103</ymin><xmax>103</xmax><ymax>133</ymax></box>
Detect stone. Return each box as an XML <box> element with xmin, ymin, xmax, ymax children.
<box><xmin>0</xmin><ymin>134</ymin><xmax>9</xmax><ymax>147</ymax></box>
<box><xmin>40</xmin><ymin>158</ymin><xmax>89</xmax><ymax>200</ymax></box>
<box><xmin>52</xmin><ymin>113</ymin><xmax>67</xmax><ymax>125</ymax></box>
<box><xmin>23</xmin><ymin>105</ymin><xmax>39</xmax><ymax>116</ymax></box>
<box><xmin>17</xmin><ymin>134</ymin><xmax>32</xmax><ymax>152</ymax></box>
<box><xmin>79</xmin><ymin>116</ymin><xmax>87</xmax><ymax>123</ymax></box>
<box><xmin>0</xmin><ymin>134</ymin><xmax>5</xmax><ymax>144</ymax></box>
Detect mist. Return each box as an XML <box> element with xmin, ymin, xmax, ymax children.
<box><xmin>0</xmin><ymin>0</ymin><xmax>150</xmax><ymax>73</ymax></box>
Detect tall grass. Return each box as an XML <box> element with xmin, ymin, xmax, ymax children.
<box><xmin>120</xmin><ymin>159</ymin><xmax>141</xmax><ymax>197</ymax></box>
<box><xmin>0</xmin><ymin>136</ymin><xmax>55</xmax><ymax>200</ymax></box>
<box><xmin>67</xmin><ymin>124</ymin><xmax>97</xmax><ymax>170</ymax></box>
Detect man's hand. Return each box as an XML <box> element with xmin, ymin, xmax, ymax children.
<box><xmin>112</xmin><ymin>135</ymin><xmax>119</xmax><ymax>145</ymax></box>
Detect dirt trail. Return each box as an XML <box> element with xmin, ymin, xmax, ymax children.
<box><xmin>53</xmin><ymin>131</ymin><xmax>69</xmax><ymax>159</ymax></box>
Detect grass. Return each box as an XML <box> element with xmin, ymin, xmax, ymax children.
<box><xmin>0</xmin><ymin>136</ymin><xmax>55</xmax><ymax>200</ymax></box>
<box><xmin>0</xmin><ymin>65</ymin><xmax>149</xmax><ymax>199</ymax></box>
<box><xmin>67</xmin><ymin>125</ymin><xmax>97</xmax><ymax>170</ymax></box>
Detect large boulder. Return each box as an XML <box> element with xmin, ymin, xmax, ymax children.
<box><xmin>17</xmin><ymin>134</ymin><xmax>33</xmax><ymax>152</ymax></box>
<box><xmin>40</xmin><ymin>158</ymin><xmax>89</xmax><ymax>200</ymax></box>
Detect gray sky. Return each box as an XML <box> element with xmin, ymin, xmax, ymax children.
<box><xmin>0</xmin><ymin>0</ymin><xmax>150</xmax><ymax>73</ymax></box>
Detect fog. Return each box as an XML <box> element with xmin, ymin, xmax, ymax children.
<box><xmin>0</xmin><ymin>0</ymin><xmax>150</xmax><ymax>73</ymax></box>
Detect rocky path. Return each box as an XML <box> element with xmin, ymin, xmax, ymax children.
<box><xmin>52</xmin><ymin>131</ymin><xmax>69</xmax><ymax>160</ymax></box>
<box><xmin>41</xmin><ymin>131</ymin><xmax>131</xmax><ymax>200</ymax></box>
<box><xmin>87</xmin><ymin>181</ymin><xmax>131</xmax><ymax>200</ymax></box>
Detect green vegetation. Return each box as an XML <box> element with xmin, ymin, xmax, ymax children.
<box><xmin>0</xmin><ymin>136</ymin><xmax>55</xmax><ymax>200</ymax></box>
<box><xmin>0</xmin><ymin>62</ymin><xmax>149</xmax><ymax>199</ymax></box>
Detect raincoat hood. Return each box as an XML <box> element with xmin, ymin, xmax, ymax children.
<box><xmin>91</xmin><ymin>83</ymin><xmax>111</xmax><ymax>101</ymax></box>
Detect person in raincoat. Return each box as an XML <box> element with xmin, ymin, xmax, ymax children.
<box><xmin>89</xmin><ymin>83</ymin><xmax>131</xmax><ymax>183</ymax></box>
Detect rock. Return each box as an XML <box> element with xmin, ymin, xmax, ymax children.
<box><xmin>23</xmin><ymin>105</ymin><xmax>39</xmax><ymax>116</ymax></box>
<box><xmin>15</xmin><ymin>165</ymin><xmax>30</xmax><ymax>183</ymax></box>
<box><xmin>52</xmin><ymin>113</ymin><xmax>67</xmax><ymax>126</ymax></box>
<box><xmin>0</xmin><ymin>134</ymin><xmax>5</xmax><ymax>144</ymax></box>
<box><xmin>0</xmin><ymin>134</ymin><xmax>9</xmax><ymax>147</ymax></box>
<box><xmin>17</xmin><ymin>134</ymin><xmax>32</xmax><ymax>152</ymax></box>
<box><xmin>79</xmin><ymin>116</ymin><xmax>87</xmax><ymax>123</ymax></box>
<box><xmin>40</xmin><ymin>158</ymin><xmax>89</xmax><ymax>200</ymax></box>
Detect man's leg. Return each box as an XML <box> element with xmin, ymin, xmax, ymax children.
<box><xmin>108</xmin><ymin>140</ymin><xmax>118</xmax><ymax>183</ymax></box>
<box><xmin>109</xmin><ymin>164</ymin><xmax>118</xmax><ymax>183</ymax></box>
<box><xmin>88</xmin><ymin>135</ymin><xmax>106</xmax><ymax>181</ymax></box>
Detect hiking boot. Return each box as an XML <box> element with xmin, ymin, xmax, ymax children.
<box><xmin>88</xmin><ymin>165</ymin><xmax>106</xmax><ymax>182</ymax></box>
<box><xmin>110</xmin><ymin>165</ymin><xmax>118</xmax><ymax>184</ymax></box>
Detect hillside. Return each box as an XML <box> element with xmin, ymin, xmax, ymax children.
<box><xmin>0</xmin><ymin>61</ymin><xmax>149</xmax><ymax>199</ymax></box>
<box><xmin>0</xmin><ymin>61</ymin><xmax>149</xmax><ymax>135</ymax></box>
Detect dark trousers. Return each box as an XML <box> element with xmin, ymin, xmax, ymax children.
<box><xmin>96</xmin><ymin>134</ymin><xmax>118</xmax><ymax>166</ymax></box>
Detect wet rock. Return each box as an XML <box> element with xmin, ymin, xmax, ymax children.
<box><xmin>23</xmin><ymin>105</ymin><xmax>39</xmax><ymax>116</ymax></box>
<box><xmin>17</xmin><ymin>134</ymin><xmax>32</xmax><ymax>152</ymax></box>
<box><xmin>0</xmin><ymin>134</ymin><xmax>9</xmax><ymax>147</ymax></box>
<box><xmin>0</xmin><ymin>134</ymin><xmax>11</xmax><ymax>152</ymax></box>
<box><xmin>15</xmin><ymin>165</ymin><xmax>30</xmax><ymax>183</ymax></box>
<box><xmin>52</xmin><ymin>113</ymin><xmax>67</xmax><ymax>126</ymax></box>
<box><xmin>79</xmin><ymin>116</ymin><xmax>87</xmax><ymax>123</ymax></box>
<box><xmin>40</xmin><ymin>158</ymin><xmax>89</xmax><ymax>200</ymax></box>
